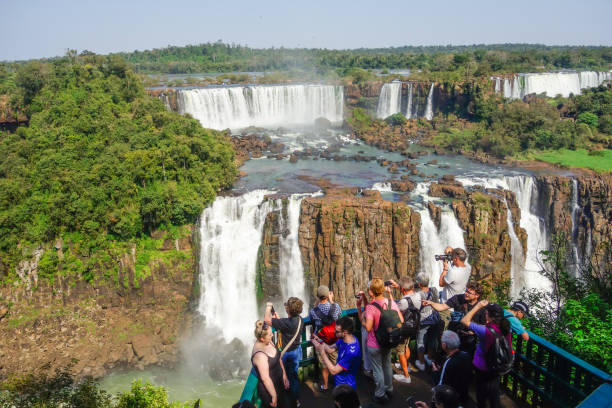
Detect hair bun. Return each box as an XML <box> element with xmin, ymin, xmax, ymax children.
<box><xmin>255</xmin><ymin>320</ymin><xmax>264</xmax><ymax>329</ymax></box>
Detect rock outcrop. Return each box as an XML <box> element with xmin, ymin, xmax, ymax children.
<box><xmin>0</xmin><ymin>228</ymin><xmax>197</xmax><ymax>380</ymax></box>
<box><xmin>296</xmin><ymin>190</ymin><xmax>421</xmax><ymax>308</ymax></box>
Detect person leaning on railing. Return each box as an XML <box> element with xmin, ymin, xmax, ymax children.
<box><xmin>504</xmin><ymin>301</ymin><xmax>530</xmax><ymax>341</ymax></box>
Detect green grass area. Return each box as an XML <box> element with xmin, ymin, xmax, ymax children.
<box><xmin>531</xmin><ymin>149</ymin><xmax>612</xmax><ymax>172</ymax></box>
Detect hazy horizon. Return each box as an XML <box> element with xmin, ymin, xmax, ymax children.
<box><xmin>2</xmin><ymin>0</ymin><xmax>611</xmax><ymax>62</ymax></box>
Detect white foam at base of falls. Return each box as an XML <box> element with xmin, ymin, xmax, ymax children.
<box><xmin>198</xmin><ymin>190</ymin><xmax>277</xmax><ymax>345</ymax></box>
<box><xmin>178</xmin><ymin>84</ymin><xmax>343</xmax><ymax>130</ymax></box>
<box><xmin>376</xmin><ymin>82</ymin><xmax>402</xmax><ymax>119</ymax></box>
<box><xmin>372</xmin><ymin>182</ymin><xmax>393</xmax><ymax>192</ymax></box>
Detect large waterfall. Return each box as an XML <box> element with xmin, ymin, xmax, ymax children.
<box><xmin>178</xmin><ymin>84</ymin><xmax>344</xmax><ymax>130</ymax></box>
<box><xmin>197</xmin><ymin>191</ymin><xmax>310</xmax><ymax>345</ymax></box>
<box><xmin>493</xmin><ymin>71</ymin><xmax>612</xmax><ymax>99</ymax></box>
<box><xmin>376</xmin><ymin>82</ymin><xmax>402</xmax><ymax>119</ymax></box>
<box><xmin>424</xmin><ymin>83</ymin><xmax>435</xmax><ymax>121</ymax></box>
<box><xmin>198</xmin><ymin>190</ymin><xmax>277</xmax><ymax>345</ymax></box>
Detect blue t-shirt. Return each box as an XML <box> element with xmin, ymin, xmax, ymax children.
<box><xmin>504</xmin><ymin>310</ymin><xmax>526</xmax><ymax>335</ymax></box>
<box><xmin>333</xmin><ymin>337</ymin><xmax>361</xmax><ymax>389</ymax></box>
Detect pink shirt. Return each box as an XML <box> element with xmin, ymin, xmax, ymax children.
<box><xmin>364</xmin><ymin>298</ymin><xmax>401</xmax><ymax>349</ymax></box>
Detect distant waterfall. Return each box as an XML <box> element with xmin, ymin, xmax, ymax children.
<box><xmin>198</xmin><ymin>190</ymin><xmax>277</xmax><ymax>345</ymax></box>
<box><xmin>405</xmin><ymin>83</ymin><xmax>414</xmax><ymax>119</ymax></box>
<box><xmin>376</xmin><ymin>82</ymin><xmax>402</xmax><ymax>119</ymax></box>
<box><xmin>278</xmin><ymin>194</ymin><xmax>308</xmax><ymax>306</ymax></box>
<box><xmin>493</xmin><ymin>71</ymin><xmax>612</xmax><ymax>99</ymax></box>
<box><xmin>424</xmin><ymin>83</ymin><xmax>435</xmax><ymax>120</ymax></box>
<box><xmin>178</xmin><ymin>84</ymin><xmax>344</xmax><ymax>130</ymax></box>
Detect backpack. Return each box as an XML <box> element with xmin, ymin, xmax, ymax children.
<box><xmin>399</xmin><ymin>296</ymin><xmax>420</xmax><ymax>339</ymax></box>
<box><xmin>370</xmin><ymin>299</ymin><xmax>404</xmax><ymax>349</ymax></box>
<box><xmin>313</xmin><ymin>304</ymin><xmax>339</xmax><ymax>345</ymax></box>
<box><xmin>420</xmin><ymin>288</ymin><xmax>442</xmax><ymax>326</ymax></box>
<box><xmin>485</xmin><ymin>325</ymin><xmax>514</xmax><ymax>375</ymax></box>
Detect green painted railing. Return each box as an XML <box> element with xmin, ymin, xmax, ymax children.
<box><xmin>241</xmin><ymin>309</ymin><xmax>612</xmax><ymax>407</ymax></box>
<box><xmin>502</xmin><ymin>330</ymin><xmax>611</xmax><ymax>407</ymax></box>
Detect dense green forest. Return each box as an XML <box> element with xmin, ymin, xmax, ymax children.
<box><xmin>112</xmin><ymin>43</ymin><xmax>612</xmax><ymax>75</ymax></box>
<box><xmin>0</xmin><ymin>55</ymin><xmax>237</xmax><ymax>281</ymax></box>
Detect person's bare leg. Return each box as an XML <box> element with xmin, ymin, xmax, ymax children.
<box><xmin>322</xmin><ymin>367</ymin><xmax>329</xmax><ymax>389</ymax></box>
<box><xmin>399</xmin><ymin>354</ymin><xmax>410</xmax><ymax>378</ymax></box>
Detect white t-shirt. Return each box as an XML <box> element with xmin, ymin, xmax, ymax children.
<box><xmin>442</xmin><ymin>264</ymin><xmax>471</xmax><ymax>301</ymax></box>
<box><xmin>397</xmin><ymin>292</ymin><xmax>422</xmax><ymax>312</ymax></box>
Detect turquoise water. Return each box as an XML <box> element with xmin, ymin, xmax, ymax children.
<box><xmin>100</xmin><ymin>366</ymin><xmax>245</xmax><ymax>406</ymax></box>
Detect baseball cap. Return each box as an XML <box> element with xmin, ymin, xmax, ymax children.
<box><xmin>511</xmin><ymin>301</ymin><xmax>530</xmax><ymax>317</ymax></box>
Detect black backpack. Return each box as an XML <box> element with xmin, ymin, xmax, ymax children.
<box><xmin>399</xmin><ymin>296</ymin><xmax>420</xmax><ymax>339</ymax></box>
<box><xmin>485</xmin><ymin>325</ymin><xmax>514</xmax><ymax>375</ymax></box>
<box><xmin>371</xmin><ymin>299</ymin><xmax>404</xmax><ymax>349</ymax></box>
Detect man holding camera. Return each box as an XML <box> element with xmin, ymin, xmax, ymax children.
<box><xmin>439</xmin><ymin>247</ymin><xmax>471</xmax><ymax>302</ymax></box>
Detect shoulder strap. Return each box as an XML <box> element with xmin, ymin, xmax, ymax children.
<box><xmin>370</xmin><ymin>301</ymin><xmax>383</xmax><ymax>312</ymax></box>
<box><xmin>387</xmin><ymin>298</ymin><xmax>393</xmax><ymax>309</ymax></box>
<box><xmin>280</xmin><ymin>318</ymin><xmax>302</xmax><ymax>357</ymax></box>
<box><xmin>313</xmin><ymin>306</ymin><xmax>326</xmax><ymax>320</ymax></box>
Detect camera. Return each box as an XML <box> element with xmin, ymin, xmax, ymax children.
<box><xmin>384</xmin><ymin>280</ymin><xmax>392</xmax><ymax>286</ymax></box>
<box><xmin>270</xmin><ymin>306</ymin><xmax>276</xmax><ymax>315</ymax></box>
<box><xmin>435</xmin><ymin>254</ymin><xmax>453</xmax><ymax>261</ymax></box>
<box><xmin>355</xmin><ymin>294</ymin><xmax>362</xmax><ymax>299</ymax></box>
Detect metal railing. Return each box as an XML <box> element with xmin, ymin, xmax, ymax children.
<box><xmin>240</xmin><ymin>309</ymin><xmax>611</xmax><ymax>407</ymax></box>
<box><xmin>502</xmin><ymin>330</ymin><xmax>611</xmax><ymax>407</ymax></box>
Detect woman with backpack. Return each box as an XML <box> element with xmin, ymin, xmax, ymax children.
<box><xmin>415</xmin><ymin>272</ymin><xmax>443</xmax><ymax>371</ymax></box>
<box><xmin>357</xmin><ymin>278</ymin><xmax>404</xmax><ymax>404</ymax></box>
<box><xmin>461</xmin><ymin>300</ymin><xmax>512</xmax><ymax>408</ymax></box>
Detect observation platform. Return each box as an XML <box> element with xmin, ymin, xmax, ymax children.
<box><xmin>241</xmin><ymin>308</ymin><xmax>612</xmax><ymax>408</ymax></box>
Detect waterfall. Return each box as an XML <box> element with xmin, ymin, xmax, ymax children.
<box><xmin>177</xmin><ymin>84</ymin><xmax>344</xmax><ymax>130</ymax></box>
<box><xmin>405</xmin><ymin>83</ymin><xmax>414</xmax><ymax>119</ymax></box>
<box><xmin>424</xmin><ymin>83</ymin><xmax>435</xmax><ymax>120</ymax></box>
<box><xmin>493</xmin><ymin>71</ymin><xmax>612</xmax><ymax>99</ymax></box>
<box><xmin>376</xmin><ymin>82</ymin><xmax>402</xmax><ymax>119</ymax></box>
<box><xmin>503</xmin><ymin>176</ymin><xmax>551</xmax><ymax>292</ymax></box>
<box><xmin>278</xmin><ymin>194</ymin><xmax>308</xmax><ymax>306</ymax></box>
<box><xmin>503</xmin><ymin>198</ymin><xmax>526</xmax><ymax>298</ymax></box>
<box><xmin>198</xmin><ymin>190</ymin><xmax>277</xmax><ymax>345</ymax></box>
<box><xmin>414</xmin><ymin>182</ymin><xmax>467</xmax><ymax>289</ymax></box>
<box><xmin>570</xmin><ymin>179</ymin><xmax>581</xmax><ymax>276</ymax></box>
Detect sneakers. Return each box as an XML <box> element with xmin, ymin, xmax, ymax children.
<box><xmin>415</xmin><ymin>360</ymin><xmax>426</xmax><ymax>371</ymax></box>
<box><xmin>393</xmin><ymin>374</ymin><xmax>412</xmax><ymax>384</ymax></box>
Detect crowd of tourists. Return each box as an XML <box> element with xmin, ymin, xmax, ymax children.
<box><xmin>237</xmin><ymin>247</ymin><xmax>530</xmax><ymax>408</ymax></box>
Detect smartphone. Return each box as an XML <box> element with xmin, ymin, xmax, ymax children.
<box><xmin>406</xmin><ymin>396</ymin><xmax>417</xmax><ymax>408</ymax></box>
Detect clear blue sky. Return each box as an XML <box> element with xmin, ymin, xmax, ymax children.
<box><xmin>2</xmin><ymin>0</ymin><xmax>611</xmax><ymax>61</ymax></box>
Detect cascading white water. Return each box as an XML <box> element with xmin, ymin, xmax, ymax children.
<box><xmin>424</xmin><ymin>83</ymin><xmax>435</xmax><ymax>120</ymax></box>
<box><xmin>178</xmin><ymin>84</ymin><xmax>344</xmax><ymax>130</ymax></box>
<box><xmin>405</xmin><ymin>83</ymin><xmax>414</xmax><ymax>119</ymax></box>
<box><xmin>278</xmin><ymin>194</ymin><xmax>308</xmax><ymax>305</ymax></box>
<box><xmin>372</xmin><ymin>182</ymin><xmax>393</xmax><ymax>192</ymax></box>
<box><xmin>198</xmin><ymin>190</ymin><xmax>277</xmax><ymax>345</ymax></box>
<box><xmin>503</xmin><ymin>176</ymin><xmax>551</xmax><ymax>292</ymax></box>
<box><xmin>503</xmin><ymin>198</ymin><xmax>526</xmax><ymax>298</ymax></box>
<box><xmin>376</xmin><ymin>82</ymin><xmax>402</xmax><ymax>119</ymax></box>
<box><xmin>413</xmin><ymin>182</ymin><xmax>467</xmax><ymax>289</ymax></box>
<box><xmin>493</xmin><ymin>71</ymin><xmax>612</xmax><ymax>99</ymax></box>
<box><xmin>570</xmin><ymin>179</ymin><xmax>581</xmax><ymax>276</ymax></box>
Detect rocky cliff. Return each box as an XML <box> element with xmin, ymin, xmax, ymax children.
<box><xmin>534</xmin><ymin>174</ymin><xmax>612</xmax><ymax>281</ymax></box>
<box><xmin>0</xmin><ymin>228</ymin><xmax>197</xmax><ymax>380</ymax></box>
<box><xmin>295</xmin><ymin>189</ymin><xmax>421</xmax><ymax>309</ymax></box>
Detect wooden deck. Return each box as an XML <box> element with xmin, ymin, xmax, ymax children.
<box><xmin>299</xmin><ymin>366</ymin><xmax>519</xmax><ymax>407</ymax></box>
